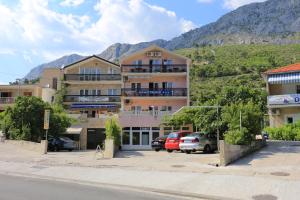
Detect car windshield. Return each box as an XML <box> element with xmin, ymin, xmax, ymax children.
<box><xmin>168</xmin><ymin>133</ymin><xmax>178</xmax><ymax>139</ymax></box>
<box><xmin>59</xmin><ymin>137</ymin><xmax>73</xmax><ymax>142</ymax></box>
<box><xmin>188</xmin><ymin>132</ymin><xmax>204</xmax><ymax>137</ymax></box>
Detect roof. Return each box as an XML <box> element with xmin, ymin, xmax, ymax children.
<box><xmin>120</xmin><ymin>45</ymin><xmax>191</xmax><ymax>63</ymax></box>
<box><xmin>265</xmin><ymin>63</ymin><xmax>300</xmax><ymax>74</ymax></box>
<box><xmin>63</xmin><ymin>55</ymin><xmax>119</xmax><ymax>69</ymax></box>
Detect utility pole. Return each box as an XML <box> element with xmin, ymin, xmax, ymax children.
<box><xmin>16</xmin><ymin>78</ymin><xmax>21</xmax><ymax>97</ymax></box>
<box><xmin>240</xmin><ymin>110</ymin><xmax>242</xmax><ymax>132</ymax></box>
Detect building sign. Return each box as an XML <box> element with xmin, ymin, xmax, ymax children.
<box><xmin>268</xmin><ymin>94</ymin><xmax>300</xmax><ymax>105</ymax></box>
<box><xmin>146</xmin><ymin>51</ymin><xmax>162</xmax><ymax>57</ymax></box>
<box><xmin>44</xmin><ymin>110</ymin><xmax>50</xmax><ymax>130</ymax></box>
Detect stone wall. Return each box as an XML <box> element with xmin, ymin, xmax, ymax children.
<box><xmin>219</xmin><ymin>140</ymin><xmax>266</xmax><ymax>166</ymax></box>
<box><xmin>4</xmin><ymin>140</ymin><xmax>48</xmax><ymax>155</ymax></box>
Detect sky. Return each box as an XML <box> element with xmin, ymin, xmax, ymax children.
<box><xmin>0</xmin><ymin>0</ymin><xmax>266</xmax><ymax>84</ymax></box>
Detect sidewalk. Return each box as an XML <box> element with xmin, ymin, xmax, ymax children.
<box><xmin>0</xmin><ymin>142</ymin><xmax>300</xmax><ymax>200</ymax></box>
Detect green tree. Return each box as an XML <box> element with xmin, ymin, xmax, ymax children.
<box><xmin>0</xmin><ymin>96</ymin><xmax>73</xmax><ymax>142</ymax></box>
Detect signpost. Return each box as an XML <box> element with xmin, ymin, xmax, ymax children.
<box><xmin>44</xmin><ymin>110</ymin><xmax>50</xmax><ymax>140</ymax></box>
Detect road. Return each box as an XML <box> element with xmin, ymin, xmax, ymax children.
<box><xmin>0</xmin><ymin>174</ymin><xmax>195</xmax><ymax>200</ymax></box>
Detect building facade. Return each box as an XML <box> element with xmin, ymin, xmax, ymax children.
<box><xmin>119</xmin><ymin>45</ymin><xmax>192</xmax><ymax>150</ymax></box>
<box><xmin>264</xmin><ymin>63</ymin><xmax>300</xmax><ymax>127</ymax></box>
<box><xmin>0</xmin><ymin>84</ymin><xmax>56</xmax><ymax>112</ymax></box>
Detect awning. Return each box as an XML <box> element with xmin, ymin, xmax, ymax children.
<box><xmin>70</xmin><ymin>104</ymin><xmax>118</xmax><ymax>109</ymax></box>
<box><xmin>65</xmin><ymin>127</ymin><xmax>82</xmax><ymax>135</ymax></box>
<box><xmin>268</xmin><ymin>72</ymin><xmax>300</xmax><ymax>84</ymax></box>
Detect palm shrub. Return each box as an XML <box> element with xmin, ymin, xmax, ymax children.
<box><xmin>105</xmin><ymin>117</ymin><xmax>121</xmax><ymax>146</ymax></box>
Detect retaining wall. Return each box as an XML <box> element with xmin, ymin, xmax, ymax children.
<box><xmin>4</xmin><ymin>140</ymin><xmax>48</xmax><ymax>155</ymax></box>
<box><xmin>219</xmin><ymin>140</ymin><xmax>266</xmax><ymax>166</ymax></box>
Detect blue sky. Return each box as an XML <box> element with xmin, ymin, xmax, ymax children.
<box><xmin>0</xmin><ymin>0</ymin><xmax>265</xmax><ymax>84</ymax></box>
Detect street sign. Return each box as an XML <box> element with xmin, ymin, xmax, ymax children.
<box><xmin>44</xmin><ymin>110</ymin><xmax>50</xmax><ymax>130</ymax></box>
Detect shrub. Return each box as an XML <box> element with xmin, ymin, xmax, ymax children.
<box><xmin>224</xmin><ymin>128</ymin><xmax>249</xmax><ymax>145</ymax></box>
<box><xmin>105</xmin><ymin>117</ymin><xmax>121</xmax><ymax>146</ymax></box>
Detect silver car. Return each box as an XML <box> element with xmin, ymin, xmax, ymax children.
<box><xmin>179</xmin><ymin>132</ymin><xmax>217</xmax><ymax>154</ymax></box>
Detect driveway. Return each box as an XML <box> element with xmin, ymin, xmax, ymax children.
<box><xmin>229</xmin><ymin>141</ymin><xmax>300</xmax><ymax>180</ymax></box>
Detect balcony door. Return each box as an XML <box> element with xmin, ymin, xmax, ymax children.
<box><xmin>149</xmin><ymin>82</ymin><xmax>159</xmax><ymax>96</ymax></box>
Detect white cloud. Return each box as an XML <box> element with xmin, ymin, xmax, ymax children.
<box><xmin>60</xmin><ymin>0</ymin><xmax>85</xmax><ymax>7</ymax></box>
<box><xmin>197</xmin><ymin>0</ymin><xmax>214</xmax><ymax>3</ymax></box>
<box><xmin>223</xmin><ymin>0</ymin><xmax>266</xmax><ymax>9</ymax></box>
<box><xmin>0</xmin><ymin>0</ymin><xmax>196</xmax><ymax>63</ymax></box>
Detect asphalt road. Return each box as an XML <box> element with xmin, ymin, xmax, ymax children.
<box><xmin>0</xmin><ymin>174</ymin><xmax>193</xmax><ymax>200</ymax></box>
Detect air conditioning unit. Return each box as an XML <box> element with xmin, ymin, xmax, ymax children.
<box><xmin>270</xmin><ymin>108</ymin><xmax>280</xmax><ymax>116</ymax></box>
<box><xmin>125</xmin><ymin>99</ymin><xmax>131</xmax><ymax>104</ymax></box>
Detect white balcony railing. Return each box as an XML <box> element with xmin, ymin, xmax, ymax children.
<box><xmin>0</xmin><ymin>97</ymin><xmax>15</xmax><ymax>104</ymax></box>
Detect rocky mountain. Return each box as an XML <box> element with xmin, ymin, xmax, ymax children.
<box><xmin>25</xmin><ymin>0</ymin><xmax>300</xmax><ymax>79</ymax></box>
<box><xmin>25</xmin><ymin>54</ymin><xmax>85</xmax><ymax>80</ymax></box>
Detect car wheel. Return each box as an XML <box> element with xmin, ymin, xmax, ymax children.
<box><xmin>185</xmin><ymin>150</ymin><xmax>191</xmax><ymax>154</ymax></box>
<box><xmin>180</xmin><ymin>150</ymin><xmax>185</xmax><ymax>153</ymax></box>
<box><xmin>204</xmin><ymin>145</ymin><xmax>211</xmax><ymax>153</ymax></box>
<box><xmin>155</xmin><ymin>148</ymin><xmax>160</xmax><ymax>152</ymax></box>
<box><xmin>68</xmin><ymin>149</ymin><xmax>73</xmax><ymax>152</ymax></box>
<box><xmin>167</xmin><ymin>149</ymin><xmax>173</xmax><ymax>153</ymax></box>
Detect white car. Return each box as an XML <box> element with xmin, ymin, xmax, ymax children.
<box><xmin>179</xmin><ymin>132</ymin><xmax>217</xmax><ymax>154</ymax></box>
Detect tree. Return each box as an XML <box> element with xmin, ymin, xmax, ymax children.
<box><xmin>105</xmin><ymin>117</ymin><xmax>121</xmax><ymax>146</ymax></box>
<box><xmin>0</xmin><ymin>96</ymin><xmax>73</xmax><ymax>142</ymax></box>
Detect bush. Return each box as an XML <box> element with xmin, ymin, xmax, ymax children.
<box><xmin>105</xmin><ymin>117</ymin><xmax>121</xmax><ymax>146</ymax></box>
<box><xmin>264</xmin><ymin>121</ymin><xmax>300</xmax><ymax>141</ymax></box>
<box><xmin>224</xmin><ymin>128</ymin><xmax>249</xmax><ymax>145</ymax></box>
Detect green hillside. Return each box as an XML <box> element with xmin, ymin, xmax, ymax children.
<box><xmin>176</xmin><ymin>44</ymin><xmax>300</xmax><ymax>112</ymax></box>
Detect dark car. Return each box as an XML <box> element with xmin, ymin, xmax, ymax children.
<box><xmin>48</xmin><ymin>137</ymin><xmax>76</xmax><ymax>152</ymax></box>
<box><xmin>151</xmin><ymin>135</ymin><xmax>168</xmax><ymax>152</ymax></box>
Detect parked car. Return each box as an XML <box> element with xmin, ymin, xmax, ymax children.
<box><xmin>48</xmin><ymin>137</ymin><xmax>76</xmax><ymax>152</ymax></box>
<box><xmin>165</xmin><ymin>131</ymin><xmax>191</xmax><ymax>152</ymax></box>
<box><xmin>151</xmin><ymin>135</ymin><xmax>168</xmax><ymax>151</ymax></box>
<box><xmin>179</xmin><ymin>132</ymin><xmax>217</xmax><ymax>154</ymax></box>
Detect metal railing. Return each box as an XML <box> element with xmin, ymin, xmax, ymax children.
<box><xmin>122</xmin><ymin>88</ymin><xmax>187</xmax><ymax>97</ymax></box>
<box><xmin>0</xmin><ymin>97</ymin><xmax>15</xmax><ymax>104</ymax></box>
<box><xmin>121</xmin><ymin>64</ymin><xmax>187</xmax><ymax>73</ymax></box>
<box><xmin>64</xmin><ymin>74</ymin><xmax>121</xmax><ymax>81</ymax></box>
<box><xmin>64</xmin><ymin>95</ymin><xmax>121</xmax><ymax>103</ymax></box>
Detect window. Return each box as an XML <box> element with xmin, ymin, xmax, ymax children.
<box><xmin>108</xmin><ymin>89</ymin><xmax>118</xmax><ymax>96</ymax></box>
<box><xmin>52</xmin><ymin>78</ymin><xmax>58</xmax><ymax>90</ymax></box>
<box><xmin>23</xmin><ymin>92</ymin><xmax>32</xmax><ymax>96</ymax></box>
<box><xmin>162</xmin><ymin>82</ymin><xmax>173</xmax><ymax>89</ymax></box>
<box><xmin>122</xmin><ymin>131</ymin><xmax>130</xmax><ymax>145</ymax></box>
<box><xmin>297</xmin><ymin>85</ymin><xmax>300</xmax><ymax>94</ymax></box>
<box><xmin>84</xmin><ymin>90</ymin><xmax>89</xmax><ymax>96</ymax></box>
<box><xmin>92</xmin><ymin>90</ymin><xmax>97</xmax><ymax>95</ymax></box>
<box><xmin>152</xmin><ymin>132</ymin><xmax>159</xmax><ymax>140</ymax></box>
<box><xmin>97</xmin><ymin>90</ymin><xmax>101</xmax><ymax>96</ymax></box>
<box><xmin>132</xmin><ymin>132</ymin><xmax>140</xmax><ymax>145</ymax></box>
<box><xmin>181</xmin><ymin>127</ymin><xmax>190</xmax><ymax>131</ymax></box>
<box><xmin>287</xmin><ymin>117</ymin><xmax>294</xmax><ymax>124</ymax></box>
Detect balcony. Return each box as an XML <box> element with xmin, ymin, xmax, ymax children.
<box><xmin>121</xmin><ymin>64</ymin><xmax>187</xmax><ymax>73</ymax></box>
<box><xmin>64</xmin><ymin>95</ymin><xmax>121</xmax><ymax>103</ymax></box>
<box><xmin>268</xmin><ymin>94</ymin><xmax>300</xmax><ymax>107</ymax></box>
<box><xmin>0</xmin><ymin>97</ymin><xmax>15</xmax><ymax>104</ymax></box>
<box><xmin>64</xmin><ymin>74</ymin><xmax>121</xmax><ymax>81</ymax></box>
<box><xmin>122</xmin><ymin>88</ymin><xmax>187</xmax><ymax>97</ymax></box>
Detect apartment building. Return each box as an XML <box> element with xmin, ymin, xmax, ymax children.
<box><xmin>119</xmin><ymin>45</ymin><xmax>192</xmax><ymax>150</ymax></box>
<box><xmin>0</xmin><ymin>84</ymin><xmax>56</xmax><ymax>112</ymax></box>
<box><xmin>55</xmin><ymin>55</ymin><xmax>122</xmax><ymax>150</ymax></box>
<box><xmin>264</xmin><ymin>63</ymin><xmax>300</xmax><ymax>127</ymax></box>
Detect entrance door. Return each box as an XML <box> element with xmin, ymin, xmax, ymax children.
<box><xmin>142</xmin><ymin>132</ymin><xmax>150</xmax><ymax>145</ymax></box>
<box><xmin>87</xmin><ymin>128</ymin><xmax>106</xmax><ymax>149</ymax></box>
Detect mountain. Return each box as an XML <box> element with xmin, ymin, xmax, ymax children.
<box><xmin>25</xmin><ymin>0</ymin><xmax>300</xmax><ymax>79</ymax></box>
<box><xmin>25</xmin><ymin>54</ymin><xmax>85</xmax><ymax>80</ymax></box>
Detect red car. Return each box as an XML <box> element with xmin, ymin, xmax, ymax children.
<box><xmin>165</xmin><ymin>131</ymin><xmax>191</xmax><ymax>152</ymax></box>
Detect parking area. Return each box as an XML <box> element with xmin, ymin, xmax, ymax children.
<box><xmin>0</xmin><ymin>143</ymin><xmax>219</xmax><ymax>172</ymax></box>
